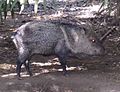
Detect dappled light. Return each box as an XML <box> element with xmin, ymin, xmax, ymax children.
<box><xmin>0</xmin><ymin>60</ymin><xmax>87</xmax><ymax>78</ymax></box>
<box><xmin>32</xmin><ymin>4</ymin><xmax>104</xmax><ymax>20</ymax></box>
<box><xmin>0</xmin><ymin>63</ymin><xmax>15</xmax><ymax>70</ymax></box>
<box><xmin>32</xmin><ymin>61</ymin><xmax>61</xmax><ymax>66</ymax></box>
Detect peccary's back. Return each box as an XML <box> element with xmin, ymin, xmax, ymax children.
<box><xmin>13</xmin><ymin>20</ymin><xmax>104</xmax><ymax>56</ymax></box>
<box><xmin>15</xmin><ymin>21</ymin><xmax>64</xmax><ymax>55</ymax></box>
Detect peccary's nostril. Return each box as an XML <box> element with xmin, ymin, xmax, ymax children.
<box><xmin>97</xmin><ymin>47</ymin><xmax>105</xmax><ymax>55</ymax></box>
<box><xmin>94</xmin><ymin>50</ymin><xmax>99</xmax><ymax>55</ymax></box>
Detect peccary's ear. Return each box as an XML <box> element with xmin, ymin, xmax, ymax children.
<box><xmin>81</xmin><ymin>28</ymin><xmax>86</xmax><ymax>35</ymax></box>
<box><xmin>24</xmin><ymin>26</ymin><xmax>33</xmax><ymax>35</ymax></box>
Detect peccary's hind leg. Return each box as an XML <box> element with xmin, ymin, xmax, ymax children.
<box><xmin>16</xmin><ymin>50</ymin><xmax>31</xmax><ymax>78</ymax></box>
<box><xmin>24</xmin><ymin>60</ymin><xmax>32</xmax><ymax>76</ymax></box>
<box><xmin>16</xmin><ymin>58</ymin><xmax>23</xmax><ymax>78</ymax></box>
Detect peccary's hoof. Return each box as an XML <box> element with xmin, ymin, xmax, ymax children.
<box><xmin>17</xmin><ymin>76</ymin><xmax>22</xmax><ymax>80</ymax></box>
<box><xmin>29</xmin><ymin>73</ymin><xmax>33</xmax><ymax>77</ymax></box>
<box><xmin>26</xmin><ymin>72</ymin><xmax>33</xmax><ymax>77</ymax></box>
<box><xmin>63</xmin><ymin>71</ymin><xmax>69</xmax><ymax>77</ymax></box>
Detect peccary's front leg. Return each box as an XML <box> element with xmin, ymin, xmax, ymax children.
<box><xmin>55</xmin><ymin>39</ymin><xmax>69</xmax><ymax>75</ymax></box>
<box><xmin>59</xmin><ymin>56</ymin><xmax>67</xmax><ymax>75</ymax></box>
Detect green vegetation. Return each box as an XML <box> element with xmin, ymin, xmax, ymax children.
<box><xmin>0</xmin><ymin>0</ymin><xmax>19</xmax><ymax>22</ymax></box>
<box><xmin>0</xmin><ymin>0</ymin><xmax>48</xmax><ymax>22</ymax></box>
<box><xmin>0</xmin><ymin>0</ymin><xmax>120</xmax><ymax>23</ymax></box>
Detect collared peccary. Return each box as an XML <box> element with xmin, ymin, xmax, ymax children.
<box><xmin>12</xmin><ymin>20</ymin><xmax>104</xmax><ymax>78</ymax></box>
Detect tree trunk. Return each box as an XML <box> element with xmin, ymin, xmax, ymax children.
<box><xmin>116</xmin><ymin>0</ymin><xmax>120</xmax><ymax>16</ymax></box>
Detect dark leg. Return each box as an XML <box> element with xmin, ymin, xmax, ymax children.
<box><xmin>16</xmin><ymin>50</ymin><xmax>30</xmax><ymax>79</ymax></box>
<box><xmin>55</xmin><ymin>39</ymin><xmax>69</xmax><ymax>75</ymax></box>
<box><xmin>16</xmin><ymin>58</ymin><xmax>23</xmax><ymax>79</ymax></box>
<box><xmin>24</xmin><ymin>60</ymin><xmax>32</xmax><ymax>76</ymax></box>
<box><xmin>59</xmin><ymin>56</ymin><xmax>67</xmax><ymax>75</ymax></box>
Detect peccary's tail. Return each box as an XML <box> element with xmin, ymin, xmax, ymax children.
<box><xmin>60</xmin><ymin>26</ymin><xmax>77</xmax><ymax>54</ymax></box>
<box><xmin>11</xmin><ymin>31</ymin><xmax>17</xmax><ymax>39</ymax></box>
<box><xmin>11</xmin><ymin>31</ymin><xmax>19</xmax><ymax>49</ymax></box>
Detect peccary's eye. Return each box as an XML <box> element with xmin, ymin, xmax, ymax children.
<box><xmin>91</xmin><ymin>39</ymin><xmax>95</xmax><ymax>43</ymax></box>
<box><xmin>89</xmin><ymin>37</ymin><xmax>96</xmax><ymax>43</ymax></box>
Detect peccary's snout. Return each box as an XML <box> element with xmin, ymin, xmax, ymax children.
<box><xmin>100</xmin><ymin>46</ymin><xmax>105</xmax><ymax>55</ymax></box>
<box><xmin>94</xmin><ymin>44</ymin><xmax>105</xmax><ymax>56</ymax></box>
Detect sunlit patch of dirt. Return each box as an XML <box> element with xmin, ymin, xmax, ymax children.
<box><xmin>0</xmin><ymin>59</ymin><xmax>87</xmax><ymax>79</ymax></box>
<box><xmin>0</xmin><ymin>63</ymin><xmax>16</xmax><ymax>75</ymax></box>
<box><xmin>0</xmin><ymin>63</ymin><xmax>15</xmax><ymax>70</ymax></box>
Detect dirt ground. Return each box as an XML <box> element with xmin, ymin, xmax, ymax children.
<box><xmin>0</xmin><ymin>13</ymin><xmax>120</xmax><ymax>92</ymax></box>
<box><xmin>1</xmin><ymin>52</ymin><xmax>120</xmax><ymax>92</ymax></box>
